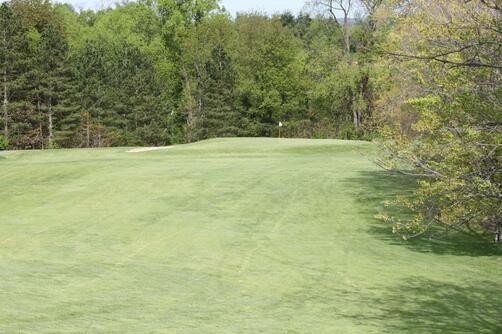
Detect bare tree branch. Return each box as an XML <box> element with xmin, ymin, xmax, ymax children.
<box><xmin>385</xmin><ymin>51</ymin><xmax>502</xmax><ymax>69</ymax></box>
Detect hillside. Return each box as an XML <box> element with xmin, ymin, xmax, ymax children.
<box><xmin>0</xmin><ymin>138</ymin><xmax>500</xmax><ymax>333</ymax></box>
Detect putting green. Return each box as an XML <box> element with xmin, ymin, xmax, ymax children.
<box><xmin>0</xmin><ymin>138</ymin><xmax>500</xmax><ymax>333</ymax></box>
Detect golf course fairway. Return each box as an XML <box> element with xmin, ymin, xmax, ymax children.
<box><xmin>0</xmin><ymin>138</ymin><xmax>500</xmax><ymax>333</ymax></box>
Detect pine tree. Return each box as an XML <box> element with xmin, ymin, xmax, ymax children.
<box><xmin>37</xmin><ymin>21</ymin><xmax>72</xmax><ymax>148</ymax></box>
<box><xmin>4</xmin><ymin>0</ymin><xmax>61</xmax><ymax>149</ymax></box>
<box><xmin>70</xmin><ymin>38</ymin><xmax>110</xmax><ymax>148</ymax></box>
<box><xmin>0</xmin><ymin>2</ymin><xmax>26</xmax><ymax>146</ymax></box>
<box><xmin>198</xmin><ymin>45</ymin><xmax>238</xmax><ymax>139</ymax></box>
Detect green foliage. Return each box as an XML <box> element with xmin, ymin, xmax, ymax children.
<box><xmin>0</xmin><ymin>134</ymin><xmax>8</xmax><ymax>150</ymax></box>
<box><xmin>198</xmin><ymin>45</ymin><xmax>239</xmax><ymax>138</ymax></box>
<box><xmin>376</xmin><ymin>0</ymin><xmax>502</xmax><ymax>241</ymax></box>
<box><xmin>1</xmin><ymin>0</ymin><xmax>383</xmax><ymax>149</ymax></box>
<box><xmin>233</xmin><ymin>14</ymin><xmax>304</xmax><ymax>136</ymax></box>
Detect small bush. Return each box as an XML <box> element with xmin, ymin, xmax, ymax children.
<box><xmin>0</xmin><ymin>135</ymin><xmax>9</xmax><ymax>150</ymax></box>
<box><xmin>338</xmin><ymin>124</ymin><xmax>360</xmax><ymax>140</ymax></box>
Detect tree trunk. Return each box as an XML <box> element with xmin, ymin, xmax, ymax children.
<box><xmin>352</xmin><ymin>87</ymin><xmax>360</xmax><ymax>129</ymax></box>
<box><xmin>343</xmin><ymin>12</ymin><xmax>350</xmax><ymax>54</ymax></box>
<box><xmin>354</xmin><ymin>75</ymin><xmax>366</xmax><ymax>129</ymax></box>
<box><xmin>97</xmin><ymin>111</ymin><xmax>101</xmax><ymax>148</ymax></box>
<box><xmin>37</xmin><ymin>95</ymin><xmax>44</xmax><ymax>150</ymax></box>
<box><xmin>496</xmin><ymin>223</ymin><xmax>502</xmax><ymax>243</ymax></box>
<box><xmin>2</xmin><ymin>66</ymin><xmax>7</xmax><ymax>138</ymax></box>
<box><xmin>48</xmin><ymin>98</ymin><xmax>53</xmax><ymax>148</ymax></box>
<box><xmin>182</xmin><ymin>68</ymin><xmax>196</xmax><ymax>143</ymax></box>
<box><xmin>86</xmin><ymin>113</ymin><xmax>90</xmax><ymax>148</ymax></box>
<box><xmin>2</xmin><ymin>25</ymin><xmax>8</xmax><ymax>139</ymax></box>
<box><xmin>134</xmin><ymin>89</ymin><xmax>139</xmax><ymax>131</ymax></box>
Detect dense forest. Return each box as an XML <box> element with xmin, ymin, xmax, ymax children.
<box><xmin>0</xmin><ymin>0</ymin><xmax>381</xmax><ymax>149</ymax></box>
<box><xmin>1</xmin><ymin>0</ymin><xmax>501</xmax><ymax>241</ymax></box>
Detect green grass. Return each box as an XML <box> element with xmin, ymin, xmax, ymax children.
<box><xmin>0</xmin><ymin>138</ymin><xmax>501</xmax><ymax>333</ymax></box>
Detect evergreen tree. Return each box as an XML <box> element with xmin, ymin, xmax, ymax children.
<box><xmin>198</xmin><ymin>45</ymin><xmax>238</xmax><ymax>139</ymax></box>
<box><xmin>37</xmin><ymin>21</ymin><xmax>72</xmax><ymax>148</ymax></box>
<box><xmin>70</xmin><ymin>37</ymin><xmax>112</xmax><ymax>147</ymax></box>
<box><xmin>0</xmin><ymin>2</ymin><xmax>26</xmax><ymax>147</ymax></box>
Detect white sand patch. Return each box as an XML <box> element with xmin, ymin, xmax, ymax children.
<box><xmin>127</xmin><ymin>146</ymin><xmax>173</xmax><ymax>153</ymax></box>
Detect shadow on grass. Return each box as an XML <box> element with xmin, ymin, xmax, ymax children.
<box><xmin>361</xmin><ymin>277</ymin><xmax>502</xmax><ymax>333</ymax></box>
<box><xmin>345</xmin><ymin>170</ymin><xmax>502</xmax><ymax>257</ymax></box>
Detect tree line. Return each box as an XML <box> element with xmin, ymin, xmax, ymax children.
<box><xmin>0</xmin><ymin>0</ymin><xmax>380</xmax><ymax>150</ymax></box>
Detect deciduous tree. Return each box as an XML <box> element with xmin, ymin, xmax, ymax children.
<box><xmin>377</xmin><ymin>0</ymin><xmax>502</xmax><ymax>242</ymax></box>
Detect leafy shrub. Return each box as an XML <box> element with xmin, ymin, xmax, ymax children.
<box><xmin>0</xmin><ymin>135</ymin><xmax>9</xmax><ymax>150</ymax></box>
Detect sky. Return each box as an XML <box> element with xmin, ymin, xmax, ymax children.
<box><xmin>63</xmin><ymin>0</ymin><xmax>311</xmax><ymax>14</ymax></box>
<box><xmin>220</xmin><ymin>0</ymin><xmax>308</xmax><ymax>15</ymax></box>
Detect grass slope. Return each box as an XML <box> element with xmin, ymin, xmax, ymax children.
<box><xmin>0</xmin><ymin>138</ymin><xmax>501</xmax><ymax>333</ymax></box>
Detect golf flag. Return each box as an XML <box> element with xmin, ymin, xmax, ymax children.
<box><xmin>279</xmin><ymin>122</ymin><xmax>283</xmax><ymax>127</ymax></box>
